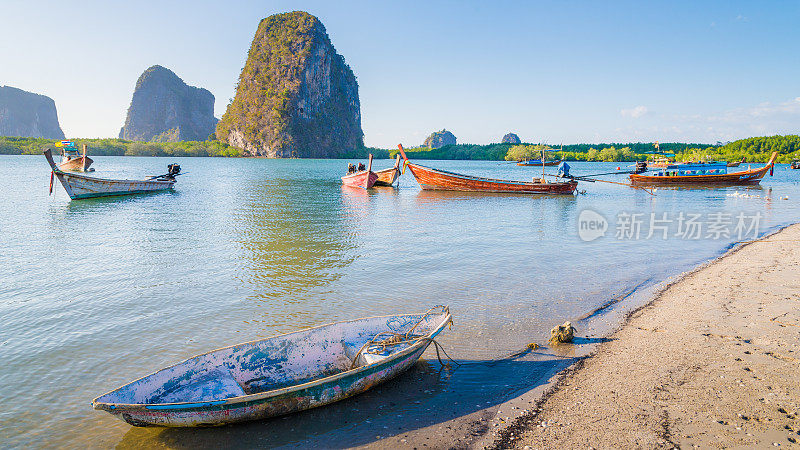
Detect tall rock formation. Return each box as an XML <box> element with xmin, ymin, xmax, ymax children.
<box><xmin>0</xmin><ymin>86</ymin><xmax>65</xmax><ymax>139</ymax></box>
<box><xmin>216</xmin><ymin>11</ymin><xmax>363</xmax><ymax>158</ymax></box>
<box><xmin>119</xmin><ymin>65</ymin><xmax>218</xmax><ymax>142</ymax></box>
<box><xmin>502</xmin><ymin>133</ymin><xmax>521</xmax><ymax>144</ymax></box>
<box><xmin>423</xmin><ymin>129</ymin><xmax>456</xmax><ymax>148</ymax></box>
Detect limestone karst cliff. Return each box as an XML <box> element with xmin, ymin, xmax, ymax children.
<box><xmin>119</xmin><ymin>65</ymin><xmax>217</xmax><ymax>142</ymax></box>
<box><xmin>216</xmin><ymin>11</ymin><xmax>363</xmax><ymax>158</ymax></box>
<box><xmin>423</xmin><ymin>129</ymin><xmax>457</xmax><ymax>148</ymax></box>
<box><xmin>0</xmin><ymin>86</ymin><xmax>65</xmax><ymax>139</ymax></box>
<box><xmin>501</xmin><ymin>133</ymin><xmax>521</xmax><ymax>144</ymax></box>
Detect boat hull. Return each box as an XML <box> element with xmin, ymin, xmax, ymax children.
<box><xmin>630</xmin><ymin>153</ymin><xmax>776</xmax><ymax>186</ymax></box>
<box><xmin>45</xmin><ymin>149</ymin><xmax>175</xmax><ymax>199</ymax></box>
<box><xmin>58</xmin><ymin>156</ymin><xmax>93</xmax><ymax>172</ymax></box>
<box><xmin>341</xmin><ymin>171</ymin><xmax>378</xmax><ymax>189</ymax></box>
<box><xmin>93</xmin><ymin>310</ymin><xmax>451</xmax><ymax>427</ymax></box>
<box><xmin>54</xmin><ymin>171</ymin><xmax>175</xmax><ymax>199</ymax></box>
<box><xmin>101</xmin><ymin>343</ymin><xmax>429</xmax><ymax>427</ymax></box>
<box><xmin>374</xmin><ymin>167</ymin><xmax>400</xmax><ymax>186</ymax></box>
<box><xmin>406</xmin><ymin>163</ymin><xmax>577</xmax><ymax>194</ymax></box>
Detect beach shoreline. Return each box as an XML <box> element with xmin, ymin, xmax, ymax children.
<box><xmin>361</xmin><ymin>223</ymin><xmax>800</xmax><ymax>449</ymax></box>
<box><xmin>489</xmin><ymin>223</ymin><xmax>800</xmax><ymax>449</ymax></box>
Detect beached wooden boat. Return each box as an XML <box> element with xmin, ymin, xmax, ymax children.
<box><xmin>374</xmin><ymin>154</ymin><xmax>402</xmax><ymax>187</ymax></box>
<box><xmin>342</xmin><ymin>154</ymin><xmax>378</xmax><ymax>189</ymax></box>
<box><xmin>45</xmin><ymin>149</ymin><xmax>179</xmax><ymax>199</ymax></box>
<box><xmin>630</xmin><ymin>152</ymin><xmax>777</xmax><ymax>186</ymax></box>
<box><xmin>516</xmin><ymin>159</ymin><xmax>561</xmax><ymax>167</ymax></box>
<box><xmin>93</xmin><ymin>306</ymin><xmax>453</xmax><ymax>427</ymax></box>
<box><xmin>727</xmin><ymin>157</ymin><xmax>746</xmax><ymax>167</ymax></box>
<box><xmin>397</xmin><ymin>145</ymin><xmax>577</xmax><ymax>194</ymax></box>
<box><xmin>58</xmin><ymin>144</ymin><xmax>94</xmax><ymax>172</ymax></box>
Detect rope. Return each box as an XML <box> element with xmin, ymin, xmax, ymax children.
<box><xmin>349</xmin><ymin>306</ymin><xmax>451</xmax><ymax>369</ymax></box>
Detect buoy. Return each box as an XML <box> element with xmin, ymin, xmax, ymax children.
<box><xmin>617</xmin><ymin>167</ymin><xmax>621</xmax><ymax>170</ymax></box>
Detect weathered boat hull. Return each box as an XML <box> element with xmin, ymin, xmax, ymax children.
<box><xmin>396</xmin><ymin>144</ymin><xmax>577</xmax><ymax>194</ymax></box>
<box><xmin>341</xmin><ymin>171</ymin><xmax>378</xmax><ymax>189</ymax></box>
<box><xmin>93</xmin><ymin>309</ymin><xmax>452</xmax><ymax>427</ymax></box>
<box><xmin>374</xmin><ymin>167</ymin><xmax>399</xmax><ymax>186</ymax></box>
<box><xmin>45</xmin><ymin>149</ymin><xmax>175</xmax><ymax>199</ymax></box>
<box><xmin>630</xmin><ymin>152</ymin><xmax>777</xmax><ymax>186</ymax></box>
<box><xmin>58</xmin><ymin>156</ymin><xmax>94</xmax><ymax>172</ymax></box>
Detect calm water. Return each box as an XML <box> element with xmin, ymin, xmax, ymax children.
<box><xmin>1</xmin><ymin>155</ymin><xmax>798</xmax><ymax>448</ymax></box>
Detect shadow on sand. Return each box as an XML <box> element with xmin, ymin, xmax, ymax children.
<box><xmin>117</xmin><ymin>355</ymin><xmax>579</xmax><ymax>449</ymax></box>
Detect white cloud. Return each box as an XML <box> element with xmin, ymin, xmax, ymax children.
<box><xmin>620</xmin><ymin>105</ymin><xmax>649</xmax><ymax>118</ymax></box>
<box><xmin>609</xmin><ymin>97</ymin><xmax>800</xmax><ymax>143</ymax></box>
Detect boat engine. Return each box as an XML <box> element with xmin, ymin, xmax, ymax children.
<box><xmin>634</xmin><ymin>161</ymin><xmax>648</xmax><ymax>174</ymax></box>
<box><xmin>166</xmin><ymin>164</ymin><xmax>181</xmax><ymax>178</ymax></box>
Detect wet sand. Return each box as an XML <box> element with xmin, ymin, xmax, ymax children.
<box><xmin>484</xmin><ymin>223</ymin><xmax>800</xmax><ymax>449</ymax></box>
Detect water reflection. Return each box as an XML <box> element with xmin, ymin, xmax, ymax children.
<box><xmin>234</xmin><ymin>178</ymin><xmax>357</xmax><ymax>306</ymax></box>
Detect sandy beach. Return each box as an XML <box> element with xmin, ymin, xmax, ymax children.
<box><xmin>483</xmin><ymin>223</ymin><xmax>800</xmax><ymax>449</ymax></box>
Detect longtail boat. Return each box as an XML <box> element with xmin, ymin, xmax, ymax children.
<box><xmin>374</xmin><ymin>154</ymin><xmax>402</xmax><ymax>187</ymax></box>
<box><xmin>630</xmin><ymin>152</ymin><xmax>777</xmax><ymax>186</ymax></box>
<box><xmin>727</xmin><ymin>157</ymin><xmax>746</xmax><ymax>167</ymax></box>
<box><xmin>791</xmin><ymin>161</ymin><xmax>800</xmax><ymax>170</ymax></box>
<box><xmin>58</xmin><ymin>144</ymin><xmax>94</xmax><ymax>172</ymax></box>
<box><xmin>45</xmin><ymin>149</ymin><xmax>180</xmax><ymax>199</ymax></box>
<box><xmin>341</xmin><ymin>154</ymin><xmax>378</xmax><ymax>189</ymax></box>
<box><xmin>397</xmin><ymin>145</ymin><xmax>577</xmax><ymax>194</ymax></box>
<box><xmin>93</xmin><ymin>306</ymin><xmax>453</xmax><ymax>427</ymax></box>
<box><xmin>516</xmin><ymin>159</ymin><xmax>561</xmax><ymax>167</ymax></box>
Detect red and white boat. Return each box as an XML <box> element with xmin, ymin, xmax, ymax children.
<box><xmin>341</xmin><ymin>154</ymin><xmax>378</xmax><ymax>189</ymax></box>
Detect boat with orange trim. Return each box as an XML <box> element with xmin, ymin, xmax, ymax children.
<box><xmin>397</xmin><ymin>145</ymin><xmax>577</xmax><ymax>194</ymax></box>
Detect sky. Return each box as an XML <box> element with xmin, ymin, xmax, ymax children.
<box><xmin>2</xmin><ymin>0</ymin><xmax>799</xmax><ymax>147</ymax></box>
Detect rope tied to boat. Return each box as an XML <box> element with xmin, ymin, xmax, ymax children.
<box><xmin>349</xmin><ymin>306</ymin><xmax>454</xmax><ymax>369</ymax></box>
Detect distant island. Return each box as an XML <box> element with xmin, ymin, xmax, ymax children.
<box><xmin>2</xmin><ymin>135</ymin><xmax>798</xmax><ymax>163</ymax></box>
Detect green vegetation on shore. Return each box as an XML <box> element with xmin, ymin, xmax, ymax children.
<box><xmin>0</xmin><ymin>136</ymin><xmax>243</xmax><ymax>157</ymax></box>
<box><xmin>2</xmin><ymin>134</ymin><xmax>799</xmax><ymax>163</ymax></box>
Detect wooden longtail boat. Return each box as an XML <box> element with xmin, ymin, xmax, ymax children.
<box><xmin>374</xmin><ymin>154</ymin><xmax>402</xmax><ymax>187</ymax></box>
<box><xmin>58</xmin><ymin>144</ymin><xmax>94</xmax><ymax>172</ymax></box>
<box><xmin>727</xmin><ymin>157</ymin><xmax>746</xmax><ymax>167</ymax></box>
<box><xmin>791</xmin><ymin>161</ymin><xmax>800</xmax><ymax>170</ymax></box>
<box><xmin>516</xmin><ymin>159</ymin><xmax>562</xmax><ymax>167</ymax></box>
<box><xmin>397</xmin><ymin>145</ymin><xmax>578</xmax><ymax>194</ymax></box>
<box><xmin>45</xmin><ymin>149</ymin><xmax>179</xmax><ymax>199</ymax></box>
<box><xmin>630</xmin><ymin>152</ymin><xmax>777</xmax><ymax>186</ymax></box>
<box><xmin>93</xmin><ymin>306</ymin><xmax>453</xmax><ymax>427</ymax></box>
<box><xmin>341</xmin><ymin>154</ymin><xmax>378</xmax><ymax>189</ymax></box>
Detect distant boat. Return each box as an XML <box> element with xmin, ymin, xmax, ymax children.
<box><xmin>398</xmin><ymin>145</ymin><xmax>578</xmax><ymax>194</ymax></box>
<box><xmin>516</xmin><ymin>159</ymin><xmax>561</xmax><ymax>167</ymax></box>
<box><xmin>630</xmin><ymin>152</ymin><xmax>777</xmax><ymax>186</ymax></box>
<box><xmin>45</xmin><ymin>149</ymin><xmax>180</xmax><ymax>199</ymax></box>
<box><xmin>341</xmin><ymin>154</ymin><xmax>378</xmax><ymax>189</ymax></box>
<box><xmin>374</xmin><ymin>154</ymin><xmax>402</xmax><ymax>187</ymax></box>
<box><xmin>58</xmin><ymin>144</ymin><xmax>94</xmax><ymax>172</ymax></box>
<box><xmin>92</xmin><ymin>306</ymin><xmax>453</xmax><ymax>427</ymax></box>
<box><xmin>727</xmin><ymin>157</ymin><xmax>746</xmax><ymax>167</ymax></box>
<box><xmin>790</xmin><ymin>160</ymin><xmax>799</xmax><ymax>170</ymax></box>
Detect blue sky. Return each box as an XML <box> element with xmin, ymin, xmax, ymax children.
<box><xmin>2</xmin><ymin>0</ymin><xmax>798</xmax><ymax>146</ymax></box>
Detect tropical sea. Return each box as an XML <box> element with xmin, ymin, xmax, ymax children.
<box><xmin>1</xmin><ymin>155</ymin><xmax>798</xmax><ymax>448</ymax></box>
